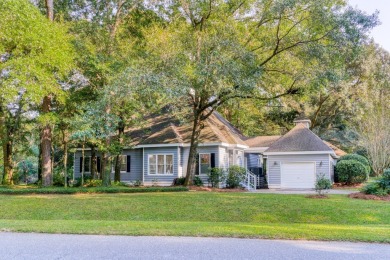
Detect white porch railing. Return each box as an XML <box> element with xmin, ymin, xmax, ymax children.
<box><xmin>241</xmin><ymin>169</ymin><xmax>257</xmax><ymax>191</ymax></box>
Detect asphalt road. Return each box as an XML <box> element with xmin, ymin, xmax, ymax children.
<box><xmin>0</xmin><ymin>232</ymin><xmax>389</xmax><ymax>260</ymax></box>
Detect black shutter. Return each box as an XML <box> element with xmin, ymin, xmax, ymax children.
<box><xmin>210</xmin><ymin>153</ymin><xmax>215</xmax><ymax>168</ymax></box>
<box><xmin>79</xmin><ymin>157</ymin><xmax>83</xmax><ymax>172</ymax></box>
<box><xmin>127</xmin><ymin>155</ymin><xmax>131</xmax><ymax>172</ymax></box>
<box><xmin>97</xmin><ymin>157</ymin><xmax>101</xmax><ymax>173</ymax></box>
<box><xmin>195</xmin><ymin>153</ymin><xmax>200</xmax><ymax>175</ymax></box>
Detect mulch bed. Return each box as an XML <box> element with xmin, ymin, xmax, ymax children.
<box><xmin>349</xmin><ymin>192</ymin><xmax>390</xmax><ymax>201</ymax></box>
<box><xmin>189</xmin><ymin>186</ymin><xmax>245</xmax><ymax>192</ymax></box>
<box><xmin>333</xmin><ymin>183</ymin><xmax>364</xmax><ymax>189</ymax></box>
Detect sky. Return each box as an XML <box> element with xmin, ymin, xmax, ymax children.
<box><xmin>348</xmin><ymin>0</ymin><xmax>390</xmax><ymax>51</ymax></box>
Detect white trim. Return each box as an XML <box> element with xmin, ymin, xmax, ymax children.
<box><xmin>135</xmin><ymin>142</ymin><xmax>249</xmax><ymax>149</ymax></box>
<box><xmin>244</xmin><ymin>147</ymin><xmax>269</xmax><ymax>153</ymax></box>
<box><xmin>136</xmin><ymin>143</ymin><xmax>183</xmax><ymax>148</ymax></box>
<box><xmin>264</xmin><ymin>151</ymin><xmax>335</xmax><ymax>156</ymax></box>
<box><xmin>147</xmin><ymin>153</ymin><xmax>174</xmax><ymax>175</ymax></box>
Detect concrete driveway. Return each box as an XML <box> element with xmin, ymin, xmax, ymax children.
<box><xmin>252</xmin><ymin>189</ymin><xmax>356</xmax><ymax>195</ymax></box>
<box><xmin>0</xmin><ymin>233</ymin><xmax>388</xmax><ymax>260</ymax></box>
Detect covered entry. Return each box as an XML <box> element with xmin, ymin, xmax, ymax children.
<box><xmin>280</xmin><ymin>162</ymin><xmax>316</xmax><ymax>188</ymax></box>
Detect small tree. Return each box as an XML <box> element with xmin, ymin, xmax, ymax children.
<box><xmin>315</xmin><ymin>173</ymin><xmax>332</xmax><ymax>196</ymax></box>
<box><xmin>207</xmin><ymin>168</ymin><xmax>226</xmax><ymax>188</ymax></box>
<box><xmin>226</xmin><ymin>166</ymin><xmax>246</xmax><ymax>189</ymax></box>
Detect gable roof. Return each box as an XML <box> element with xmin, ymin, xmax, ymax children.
<box><xmin>264</xmin><ymin>123</ymin><xmax>334</xmax><ymax>153</ymax></box>
<box><xmin>124</xmin><ymin>108</ymin><xmax>247</xmax><ymax>147</ymax></box>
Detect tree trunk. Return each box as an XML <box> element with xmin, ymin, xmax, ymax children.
<box><xmin>2</xmin><ymin>138</ymin><xmax>14</xmax><ymax>185</ymax></box>
<box><xmin>62</xmin><ymin>131</ymin><xmax>68</xmax><ymax>188</ymax></box>
<box><xmin>38</xmin><ymin>141</ymin><xmax>42</xmax><ymax>183</ymax></box>
<box><xmin>114</xmin><ymin>126</ymin><xmax>124</xmax><ymax>182</ymax></box>
<box><xmin>41</xmin><ymin>0</ymin><xmax>54</xmax><ymax>187</ymax></box>
<box><xmin>81</xmin><ymin>139</ymin><xmax>85</xmax><ymax>186</ymax></box>
<box><xmin>45</xmin><ymin>0</ymin><xmax>54</xmax><ymax>20</ymax></box>
<box><xmin>102</xmin><ymin>154</ymin><xmax>112</xmax><ymax>187</ymax></box>
<box><xmin>184</xmin><ymin>112</ymin><xmax>202</xmax><ymax>186</ymax></box>
<box><xmin>114</xmin><ymin>154</ymin><xmax>121</xmax><ymax>182</ymax></box>
<box><xmin>41</xmin><ymin>96</ymin><xmax>52</xmax><ymax>186</ymax></box>
<box><xmin>90</xmin><ymin>145</ymin><xmax>97</xmax><ymax>179</ymax></box>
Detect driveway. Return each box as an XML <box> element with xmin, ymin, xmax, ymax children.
<box><xmin>0</xmin><ymin>233</ymin><xmax>388</xmax><ymax>260</ymax></box>
<box><xmin>252</xmin><ymin>188</ymin><xmax>356</xmax><ymax>194</ymax></box>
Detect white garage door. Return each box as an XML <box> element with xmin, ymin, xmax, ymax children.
<box><xmin>281</xmin><ymin>162</ymin><xmax>316</xmax><ymax>188</ymax></box>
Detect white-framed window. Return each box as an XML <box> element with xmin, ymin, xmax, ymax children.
<box><xmin>148</xmin><ymin>154</ymin><xmax>173</xmax><ymax>175</ymax></box>
<box><xmin>119</xmin><ymin>155</ymin><xmax>127</xmax><ymax>172</ymax></box>
<box><xmin>199</xmin><ymin>153</ymin><xmax>211</xmax><ymax>175</ymax></box>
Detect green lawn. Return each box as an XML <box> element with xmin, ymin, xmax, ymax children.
<box><xmin>0</xmin><ymin>192</ymin><xmax>389</xmax><ymax>242</ymax></box>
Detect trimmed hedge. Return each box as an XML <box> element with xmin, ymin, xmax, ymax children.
<box><xmin>0</xmin><ymin>186</ymin><xmax>189</xmax><ymax>195</ymax></box>
<box><xmin>338</xmin><ymin>154</ymin><xmax>370</xmax><ymax>170</ymax></box>
<box><xmin>335</xmin><ymin>160</ymin><xmax>368</xmax><ymax>184</ymax></box>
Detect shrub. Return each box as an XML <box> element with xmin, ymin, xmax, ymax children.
<box><xmin>112</xmin><ymin>181</ymin><xmax>129</xmax><ymax>187</ymax></box>
<box><xmin>226</xmin><ymin>166</ymin><xmax>246</xmax><ymax>188</ymax></box>
<box><xmin>84</xmin><ymin>179</ymin><xmax>102</xmax><ymax>187</ymax></box>
<box><xmin>193</xmin><ymin>176</ymin><xmax>203</xmax><ymax>186</ymax></box>
<box><xmin>133</xmin><ymin>180</ymin><xmax>142</xmax><ymax>187</ymax></box>
<box><xmin>53</xmin><ymin>172</ymin><xmax>65</xmax><ymax>187</ymax></box>
<box><xmin>173</xmin><ymin>177</ymin><xmax>186</xmax><ymax>186</ymax></box>
<box><xmin>338</xmin><ymin>154</ymin><xmax>370</xmax><ymax>176</ymax></box>
<box><xmin>0</xmin><ymin>186</ymin><xmax>189</xmax><ymax>195</ymax></box>
<box><xmin>362</xmin><ymin>168</ymin><xmax>390</xmax><ymax>196</ymax></box>
<box><xmin>315</xmin><ymin>173</ymin><xmax>332</xmax><ymax>196</ymax></box>
<box><xmin>11</xmin><ymin>172</ymin><xmax>20</xmax><ymax>185</ymax></box>
<box><xmin>335</xmin><ymin>160</ymin><xmax>368</xmax><ymax>184</ymax></box>
<box><xmin>207</xmin><ymin>168</ymin><xmax>226</xmax><ymax>188</ymax></box>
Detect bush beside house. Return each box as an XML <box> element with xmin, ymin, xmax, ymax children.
<box><xmin>335</xmin><ymin>158</ymin><xmax>368</xmax><ymax>184</ymax></box>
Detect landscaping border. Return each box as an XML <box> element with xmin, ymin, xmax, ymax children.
<box><xmin>0</xmin><ymin>186</ymin><xmax>188</xmax><ymax>195</ymax></box>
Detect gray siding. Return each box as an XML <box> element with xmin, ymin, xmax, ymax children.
<box><xmin>143</xmin><ymin>147</ymin><xmax>179</xmax><ymax>186</ymax></box>
<box><xmin>246</xmin><ymin>153</ymin><xmax>261</xmax><ymax>168</ymax></box>
<box><xmin>267</xmin><ymin>154</ymin><xmax>331</xmax><ymax>188</ymax></box>
<box><xmin>330</xmin><ymin>156</ymin><xmax>336</xmax><ymax>182</ymax></box>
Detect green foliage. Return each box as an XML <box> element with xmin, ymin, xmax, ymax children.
<box><xmin>0</xmin><ymin>186</ymin><xmax>188</xmax><ymax>195</ymax></box>
<box><xmin>362</xmin><ymin>168</ymin><xmax>390</xmax><ymax>196</ymax></box>
<box><xmin>84</xmin><ymin>179</ymin><xmax>102</xmax><ymax>187</ymax></box>
<box><xmin>111</xmin><ymin>181</ymin><xmax>129</xmax><ymax>187</ymax></box>
<box><xmin>132</xmin><ymin>180</ymin><xmax>142</xmax><ymax>187</ymax></box>
<box><xmin>193</xmin><ymin>176</ymin><xmax>203</xmax><ymax>187</ymax></box>
<box><xmin>173</xmin><ymin>177</ymin><xmax>186</xmax><ymax>186</ymax></box>
<box><xmin>335</xmin><ymin>160</ymin><xmax>368</xmax><ymax>184</ymax></box>
<box><xmin>0</xmin><ymin>0</ymin><xmax>74</xmax><ymax>105</ymax></box>
<box><xmin>207</xmin><ymin>168</ymin><xmax>226</xmax><ymax>188</ymax></box>
<box><xmin>226</xmin><ymin>166</ymin><xmax>246</xmax><ymax>189</ymax></box>
<box><xmin>339</xmin><ymin>154</ymin><xmax>370</xmax><ymax>168</ymax></box>
<box><xmin>315</xmin><ymin>173</ymin><xmax>332</xmax><ymax>196</ymax></box>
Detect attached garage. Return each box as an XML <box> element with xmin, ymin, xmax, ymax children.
<box><xmin>280</xmin><ymin>162</ymin><xmax>316</xmax><ymax>189</ymax></box>
<box><xmin>263</xmin><ymin>119</ymin><xmax>339</xmax><ymax>189</ymax></box>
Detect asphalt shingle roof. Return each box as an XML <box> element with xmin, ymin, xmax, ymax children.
<box><xmin>264</xmin><ymin>123</ymin><xmax>334</xmax><ymax>153</ymax></box>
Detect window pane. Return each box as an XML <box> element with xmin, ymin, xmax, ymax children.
<box><xmin>200</xmin><ymin>154</ymin><xmax>210</xmax><ymax>164</ymax></box>
<box><xmin>157</xmin><ymin>155</ymin><xmax>165</xmax><ymax>174</ymax></box>
<box><xmin>200</xmin><ymin>154</ymin><xmax>210</xmax><ymax>174</ymax></box>
<box><xmin>120</xmin><ymin>155</ymin><xmax>127</xmax><ymax>172</ymax></box>
<box><xmin>166</xmin><ymin>155</ymin><xmax>173</xmax><ymax>174</ymax></box>
<box><xmin>84</xmin><ymin>157</ymin><xmax>91</xmax><ymax>172</ymax></box>
<box><xmin>149</xmin><ymin>155</ymin><xmax>156</xmax><ymax>174</ymax></box>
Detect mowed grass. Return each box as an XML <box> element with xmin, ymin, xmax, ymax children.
<box><xmin>0</xmin><ymin>192</ymin><xmax>389</xmax><ymax>242</ymax></box>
